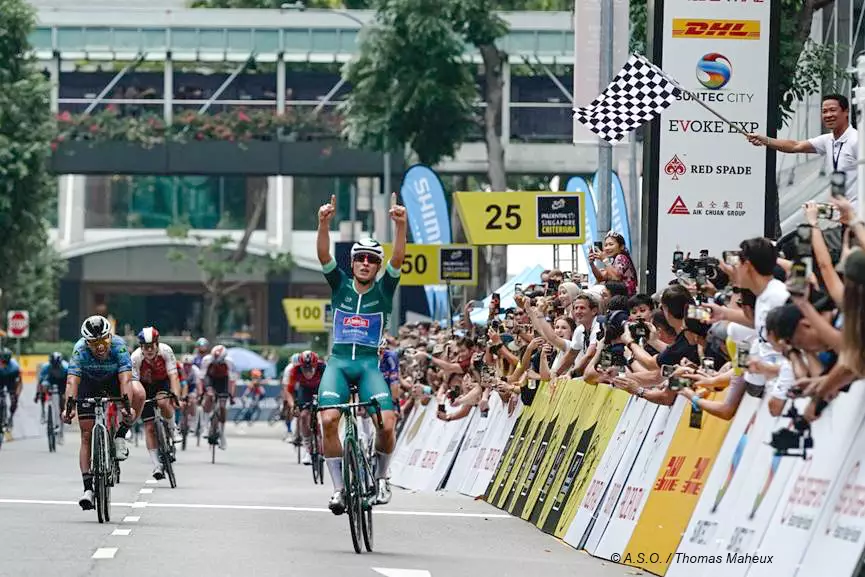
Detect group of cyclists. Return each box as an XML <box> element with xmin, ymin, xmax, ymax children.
<box><xmin>5</xmin><ymin>190</ymin><xmax>409</xmax><ymax>528</ymax></box>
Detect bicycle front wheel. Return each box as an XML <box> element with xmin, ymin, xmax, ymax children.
<box><xmin>46</xmin><ymin>407</ymin><xmax>56</xmax><ymax>453</ymax></box>
<box><xmin>343</xmin><ymin>439</ymin><xmax>364</xmax><ymax>554</ymax></box>
<box><xmin>156</xmin><ymin>419</ymin><xmax>177</xmax><ymax>488</ymax></box>
<box><xmin>93</xmin><ymin>428</ymin><xmax>110</xmax><ymax>523</ymax></box>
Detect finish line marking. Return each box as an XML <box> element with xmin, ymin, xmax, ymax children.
<box><xmin>92</xmin><ymin>548</ymin><xmax>118</xmax><ymax>559</ymax></box>
<box><xmin>0</xmin><ymin>499</ymin><xmax>512</xmax><ymax>519</ymax></box>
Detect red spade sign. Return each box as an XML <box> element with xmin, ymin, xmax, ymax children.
<box><xmin>7</xmin><ymin>310</ymin><xmax>29</xmax><ymax>339</ymax></box>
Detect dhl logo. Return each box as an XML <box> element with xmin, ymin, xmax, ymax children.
<box><xmin>672</xmin><ymin>19</ymin><xmax>760</xmax><ymax>40</ymax></box>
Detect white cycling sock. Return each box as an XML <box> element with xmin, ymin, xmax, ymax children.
<box><xmin>326</xmin><ymin>457</ymin><xmax>344</xmax><ymax>491</ymax></box>
<box><xmin>149</xmin><ymin>449</ymin><xmax>161</xmax><ymax>468</ymax></box>
<box><xmin>376</xmin><ymin>451</ymin><xmax>392</xmax><ymax>480</ymax></box>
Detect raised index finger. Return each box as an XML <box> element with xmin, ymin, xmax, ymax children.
<box><xmin>391</xmin><ymin>192</ymin><xmax>398</xmax><ymax>207</ymax></box>
<box><xmin>330</xmin><ymin>194</ymin><xmax>337</xmax><ymax>209</ymax></box>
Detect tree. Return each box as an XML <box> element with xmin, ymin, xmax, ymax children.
<box><xmin>0</xmin><ymin>0</ymin><xmax>66</xmax><ymax>340</ymax></box>
<box><xmin>189</xmin><ymin>0</ymin><xmax>370</xmax><ymax>8</ymax></box>
<box><xmin>167</xmin><ymin>184</ymin><xmax>293</xmax><ymax>341</ymax></box>
<box><xmin>630</xmin><ymin>0</ymin><xmax>841</xmax><ymax>129</ymax></box>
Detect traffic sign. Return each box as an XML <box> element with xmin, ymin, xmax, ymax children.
<box><xmin>453</xmin><ymin>191</ymin><xmax>586</xmax><ymax>245</ymax></box>
<box><xmin>381</xmin><ymin>244</ymin><xmax>478</xmax><ymax>286</ymax></box>
<box><xmin>281</xmin><ymin>299</ymin><xmax>329</xmax><ymax>333</ymax></box>
<box><xmin>7</xmin><ymin>310</ymin><xmax>30</xmax><ymax>339</ymax></box>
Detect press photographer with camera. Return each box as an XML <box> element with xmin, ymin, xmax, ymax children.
<box><xmin>588</xmin><ymin>232</ymin><xmax>639</xmax><ymax>296</ymax></box>
<box><xmin>623</xmin><ymin>284</ymin><xmax>699</xmax><ymax>374</ymax></box>
<box><xmin>584</xmin><ymin>309</ymin><xmax>639</xmax><ymax>385</ymax></box>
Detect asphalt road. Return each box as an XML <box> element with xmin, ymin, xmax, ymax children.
<box><xmin>1</xmin><ymin>418</ymin><xmax>633</xmax><ymax>577</ymax></box>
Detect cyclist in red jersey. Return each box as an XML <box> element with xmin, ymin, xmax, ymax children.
<box><xmin>288</xmin><ymin>351</ymin><xmax>325</xmax><ymax>465</ymax></box>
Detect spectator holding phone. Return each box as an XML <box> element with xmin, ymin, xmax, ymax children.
<box><xmin>588</xmin><ymin>232</ymin><xmax>638</xmax><ymax>296</ymax></box>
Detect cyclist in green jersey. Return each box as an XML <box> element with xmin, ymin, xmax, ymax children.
<box><xmin>317</xmin><ymin>192</ymin><xmax>407</xmax><ymax>515</ymax></box>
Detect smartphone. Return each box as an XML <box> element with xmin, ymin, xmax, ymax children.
<box><xmin>830</xmin><ymin>170</ymin><xmax>847</xmax><ymax>199</ymax></box>
<box><xmin>702</xmin><ymin>358</ymin><xmax>715</xmax><ymax>372</ymax></box>
<box><xmin>687</xmin><ymin>304</ymin><xmax>711</xmax><ymax>322</ymax></box>
<box><xmin>668</xmin><ymin>376</ymin><xmax>687</xmax><ymax>391</ymax></box>
<box><xmin>492</xmin><ymin>293</ymin><xmax>500</xmax><ymax>302</ymax></box>
<box><xmin>514</xmin><ymin>283</ymin><xmax>523</xmax><ymax>297</ymax></box>
<box><xmin>816</xmin><ymin>203</ymin><xmax>840</xmax><ymax>221</ymax></box>
<box><xmin>794</xmin><ymin>224</ymin><xmax>813</xmax><ymax>259</ymax></box>
<box><xmin>598</xmin><ymin>350</ymin><xmax>613</xmax><ymax>369</ymax></box>
<box><xmin>722</xmin><ymin>251</ymin><xmax>740</xmax><ymax>267</ymax></box>
<box><xmin>673</xmin><ymin>251</ymin><xmax>684</xmax><ymax>268</ymax></box>
<box><xmin>438</xmin><ymin>403</ymin><xmax>446</xmax><ymax>413</ymax></box>
<box><xmin>594</xmin><ymin>241</ymin><xmax>603</xmax><ymax>252</ymax></box>
<box><xmin>787</xmin><ymin>260</ymin><xmax>809</xmax><ymax>296</ymax></box>
<box><xmin>662</xmin><ymin>365</ymin><xmax>676</xmax><ymax>378</ymax></box>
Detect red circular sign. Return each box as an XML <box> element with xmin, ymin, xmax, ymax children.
<box><xmin>8</xmin><ymin>311</ymin><xmax>28</xmax><ymax>338</ymax></box>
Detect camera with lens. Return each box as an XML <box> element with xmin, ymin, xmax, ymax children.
<box><xmin>769</xmin><ymin>405</ymin><xmax>813</xmax><ymax>459</ymax></box>
<box><xmin>629</xmin><ymin>320</ymin><xmax>649</xmax><ymax>341</ymax></box>
<box><xmin>673</xmin><ymin>251</ymin><xmax>722</xmax><ymax>286</ymax></box>
<box><xmin>490</xmin><ymin>319</ymin><xmax>504</xmax><ymax>333</ymax></box>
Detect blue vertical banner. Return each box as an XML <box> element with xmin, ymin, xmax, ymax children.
<box><xmin>591</xmin><ymin>171</ymin><xmax>632</xmax><ymax>253</ymax></box>
<box><xmin>566</xmin><ymin>176</ymin><xmax>597</xmax><ymax>285</ymax></box>
<box><xmin>399</xmin><ymin>164</ymin><xmax>452</xmax><ymax>321</ymax></box>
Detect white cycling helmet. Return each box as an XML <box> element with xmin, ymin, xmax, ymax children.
<box><xmin>81</xmin><ymin>315</ymin><xmax>112</xmax><ymax>341</ymax></box>
<box><xmin>182</xmin><ymin>354</ymin><xmax>194</xmax><ymax>364</ymax></box>
<box><xmin>351</xmin><ymin>238</ymin><xmax>385</xmax><ymax>261</ymax></box>
<box><xmin>211</xmin><ymin>344</ymin><xmax>227</xmax><ymax>362</ymax></box>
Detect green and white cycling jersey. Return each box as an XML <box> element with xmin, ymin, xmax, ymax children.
<box><xmin>322</xmin><ymin>259</ymin><xmax>400</xmax><ymax>360</ymax></box>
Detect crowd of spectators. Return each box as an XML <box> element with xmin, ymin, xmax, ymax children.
<box><xmin>385</xmin><ymin>195</ymin><xmax>865</xmax><ymax>433</ymax></box>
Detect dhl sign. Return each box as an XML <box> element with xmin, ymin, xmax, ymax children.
<box><xmin>672</xmin><ymin>19</ymin><xmax>760</xmax><ymax>40</ymax></box>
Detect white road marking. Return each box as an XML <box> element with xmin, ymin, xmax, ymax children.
<box><xmin>139</xmin><ymin>488</ymin><xmax>154</xmax><ymax>494</ymax></box>
<box><xmin>145</xmin><ymin>479</ymin><xmax>158</xmax><ymax>485</ymax></box>
<box><xmin>92</xmin><ymin>548</ymin><xmax>118</xmax><ymax>559</ymax></box>
<box><xmin>122</xmin><ymin>516</ymin><xmax>140</xmax><ymax>523</ymax></box>
<box><xmin>0</xmin><ymin>498</ymin><xmax>510</xmax><ymax>519</ymax></box>
<box><xmin>111</xmin><ymin>529</ymin><xmax>132</xmax><ymax>536</ymax></box>
<box><xmin>373</xmin><ymin>569</ymin><xmax>432</xmax><ymax>577</ymax></box>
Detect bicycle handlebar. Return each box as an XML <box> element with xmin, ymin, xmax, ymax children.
<box><xmin>324</xmin><ymin>397</ymin><xmax>385</xmax><ymax>429</ymax></box>
<box><xmin>67</xmin><ymin>394</ymin><xmax>131</xmax><ymax>416</ymax></box>
<box><xmin>146</xmin><ymin>390</ymin><xmax>180</xmax><ymax>407</ymax></box>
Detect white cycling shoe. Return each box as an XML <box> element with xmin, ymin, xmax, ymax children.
<box><xmin>152</xmin><ymin>465</ymin><xmax>165</xmax><ymax>480</ymax></box>
<box><xmin>79</xmin><ymin>489</ymin><xmax>95</xmax><ymax>510</ymax></box>
<box><xmin>114</xmin><ymin>437</ymin><xmax>129</xmax><ymax>461</ymax></box>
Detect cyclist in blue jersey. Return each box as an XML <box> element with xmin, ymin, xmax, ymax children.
<box><xmin>317</xmin><ymin>192</ymin><xmax>407</xmax><ymax>514</ymax></box>
<box><xmin>378</xmin><ymin>339</ymin><xmax>401</xmax><ymax>413</ymax></box>
<box><xmin>192</xmin><ymin>337</ymin><xmax>210</xmax><ymax>368</ymax></box>
<box><xmin>36</xmin><ymin>352</ymin><xmax>69</xmax><ymax>422</ymax></box>
<box><xmin>0</xmin><ymin>349</ymin><xmax>22</xmax><ymax>430</ymax></box>
<box><xmin>63</xmin><ymin>315</ymin><xmax>147</xmax><ymax>511</ymax></box>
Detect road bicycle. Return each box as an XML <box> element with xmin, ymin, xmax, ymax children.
<box><xmin>207</xmin><ymin>393</ymin><xmax>232</xmax><ymax>464</ymax></box>
<box><xmin>308</xmin><ymin>396</ymin><xmax>325</xmax><ymax>485</ymax></box>
<box><xmin>0</xmin><ymin>390</ymin><xmax>9</xmax><ymax>450</ymax></box>
<box><xmin>43</xmin><ymin>383</ymin><xmax>64</xmax><ymax>452</ymax></box>
<box><xmin>145</xmin><ymin>390</ymin><xmax>178</xmax><ymax>488</ymax></box>
<box><xmin>327</xmin><ymin>383</ymin><xmax>382</xmax><ymax>554</ymax></box>
<box><xmin>72</xmin><ymin>395</ymin><xmax>129</xmax><ymax>523</ymax></box>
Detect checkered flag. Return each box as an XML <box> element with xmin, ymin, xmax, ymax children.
<box><xmin>574</xmin><ymin>54</ymin><xmax>681</xmax><ymax>144</ymax></box>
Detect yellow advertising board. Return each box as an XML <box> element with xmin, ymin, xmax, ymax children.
<box><xmin>622</xmin><ymin>391</ymin><xmax>732</xmax><ymax>576</ymax></box>
<box><xmin>380</xmin><ymin>243</ymin><xmax>478</xmax><ymax>286</ymax></box>
<box><xmin>281</xmin><ymin>298</ymin><xmax>330</xmax><ymax>333</ymax></box>
<box><xmin>454</xmin><ymin>191</ymin><xmax>586</xmax><ymax>245</ymax></box>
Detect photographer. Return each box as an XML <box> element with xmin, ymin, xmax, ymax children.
<box><xmin>625</xmin><ymin>284</ymin><xmax>698</xmax><ymax>374</ymax></box>
<box><xmin>584</xmin><ymin>310</ymin><xmax>635</xmax><ymax>386</ymax></box>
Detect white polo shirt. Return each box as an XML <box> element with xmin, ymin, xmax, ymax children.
<box><xmin>808</xmin><ymin>126</ymin><xmax>859</xmax><ymax>201</ymax></box>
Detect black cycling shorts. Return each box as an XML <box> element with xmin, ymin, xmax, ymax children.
<box><xmin>141</xmin><ymin>378</ymin><xmax>171</xmax><ymax>422</ymax></box>
<box><xmin>76</xmin><ymin>375</ymin><xmax>122</xmax><ymax>420</ymax></box>
<box><xmin>295</xmin><ymin>385</ymin><xmax>319</xmax><ymax>409</ymax></box>
<box><xmin>208</xmin><ymin>376</ymin><xmax>229</xmax><ymax>396</ymax></box>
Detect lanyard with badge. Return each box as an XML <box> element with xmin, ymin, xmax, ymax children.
<box><xmin>832</xmin><ymin>140</ymin><xmax>844</xmax><ymax>171</ymax></box>
<box><xmin>831</xmin><ymin>139</ymin><xmax>847</xmax><ymax>198</ymax></box>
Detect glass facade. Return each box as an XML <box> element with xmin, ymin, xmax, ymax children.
<box><xmin>292</xmin><ymin>176</ymin><xmax>369</xmax><ymax>231</ymax></box>
<box><xmin>85</xmin><ymin>175</ymin><xmax>267</xmax><ymax>230</ymax></box>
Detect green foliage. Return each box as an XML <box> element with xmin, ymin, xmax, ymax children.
<box><xmin>189</xmin><ymin>0</ymin><xmax>362</xmax><ymax>8</ymax></box>
<box><xmin>341</xmin><ymin>0</ymin><xmax>479</xmax><ymax>165</ymax></box>
<box><xmin>0</xmin><ymin>0</ymin><xmax>63</xmax><ymax>338</ymax></box>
